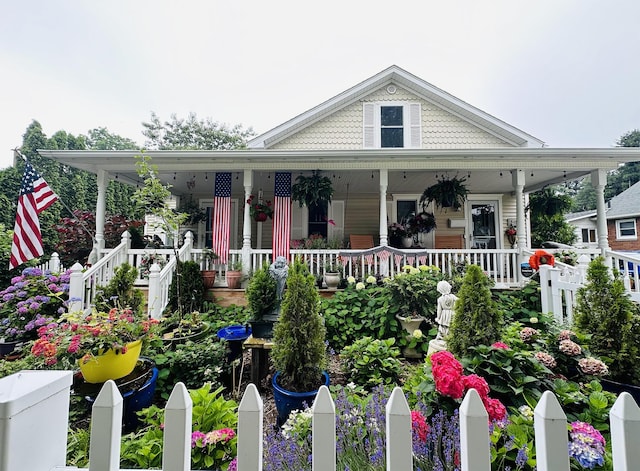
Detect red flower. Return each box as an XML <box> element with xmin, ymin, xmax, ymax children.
<box><xmin>484</xmin><ymin>397</ymin><xmax>507</xmax><ymax>422</ymax></box>
<box><xmin>462</xmin><ymin>374</ymin><xmax>490</xmax><ymax>400</ymax></box>
<box><xmin>491</xmin><ymin>341</ymin><xmax>510</xmax><ymax>350</ymax></box>
<box><xmin>528</xmin><ymin>250</ymin><xmax>555</xmax><ymax>270</ymax></box>
<box><xmin>411</xmin><ymin>410</ymin><xmax>429</xmax><ymax>442</ymax></box>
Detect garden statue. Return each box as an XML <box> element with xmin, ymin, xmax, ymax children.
<box><xmin>428</xmin><ymin>280</ymin><xmax>458</xmax><ymax>355</ymax></box>
<box><xmin>268</xmin><ymin>256</ymin><xmax>289</xmax><ymax>318</ymax></box>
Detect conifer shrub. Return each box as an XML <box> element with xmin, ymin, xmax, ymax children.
<box><xmin>573</xmin><ymin>257</ymin><xmax>640</xmax><ymax>384</ymax></box>
<box><xmin>447</xmin><ymin>264</ymin><xmax>502</xmax><ymax>357</ymax></box>
<box><xmin>272</xmin><ymin>258</ymin><xmax>326</xmax><ymax>392</ymax></box>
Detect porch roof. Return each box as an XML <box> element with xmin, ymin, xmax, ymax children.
<box><xmin>38</xmin><ymin>147</ymin><xmax>640</xmax><ymax>197</ymax></box>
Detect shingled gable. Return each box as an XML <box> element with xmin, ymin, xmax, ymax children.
<box><xmin>248</xmin><ymin>65</ymin><xmax>545</xmax><ymax>150</ymax></box>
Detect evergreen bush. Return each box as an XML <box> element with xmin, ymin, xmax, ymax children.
<box><xmin>167</xmin><ymin>260</ymin><xmax>205</xmax><ymax>314</ymax></box>
<box><xmin>245</xmin><ymin>262</ymin><xmax>277</xmax><ymax>321</ymax></box>
<box><xmin>573</xmin><ymin>257</ymin><xmax>640</xmax><ymax>384</ymax></box>
<box><xmin>447</xmin><ymin>264</ymin><xmax>502</xmax><ymax>357</ymax></box>
<box><xmin>271</xmin><ymin>258</ymin><xmax>326</xmax><ymax>392</ymax></box>
<box><xmin>94</xmin><ymin>263</ymin><xmax>145</xmax><ymax>315</ymax></box>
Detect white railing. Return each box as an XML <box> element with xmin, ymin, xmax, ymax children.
<box><xmin>3</xmin><ymin>370</ymin><xmax>640</xmax><ymax>471</ymax></box>
<box><xmin>37</xmin><ymin>252</ymin><xmax>63</xmax><ymax>273</ymax></box>
<box><xmin>609</xmin><ymin>251</ymin><xmax>640</xmax><ymax>302</ymax></box>
<box><xmin>539</xmin><ymin>259</ymin><xmax>590</xmax><ymax>325</ymax></box>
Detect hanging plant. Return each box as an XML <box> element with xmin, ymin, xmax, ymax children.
<box><xmin>291</xmin><ymin>170</ymin><xmax>334</xmax><ymax>208</ymax></box>
<box><xmin>420</xmin><ymin>176</ymin><xmax>469</xmax><ymax>210</ymax></box>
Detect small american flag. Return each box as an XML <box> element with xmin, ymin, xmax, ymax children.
<box><xmin>212</xmin><ymin>172</ymin><xmax>232</xmax><ymax>264</ymax></box>
<box><xmin>272</xmin><ymin>172</ymin><xmax>291</xmax><ymax>260</ymax></box>
<box><xmin>10</xmin><ymin>162</ymin><xmax>59</xmax><ymax>269</ymax></box>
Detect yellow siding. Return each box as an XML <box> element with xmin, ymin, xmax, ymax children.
<box><xmin>272</xmin><ymin>86</ymin><xmax>514</xmax><ymax>150</ymax></box>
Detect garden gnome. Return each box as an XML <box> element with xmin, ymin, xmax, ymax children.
<box><xmin>428</xmin><ymin>280</ymin><xmax>458</xmax><ymax>355</ymax></box>
<box><xmin>267</xmin><ymin>256</ymin><xmax>289</xmax><ymax>319</ymax></box>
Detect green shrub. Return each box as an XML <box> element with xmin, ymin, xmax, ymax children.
<box><xmin>245</xmin><ymin>262</ymin><xmax>277</xmax><ymax>321</ymax></box>
<box><xmin>448</xmin><ymin>265</ymin><xmax>502</xmax><ymax>357</ymax></box>
<box><xmin>272</xmin><ymin>259</ymin><xmax>326</xmax><ymax>392</ymax></box>
<box><xmin>321</xmin><ymin>281</ymin><xmax>391</xmax><ymax>351</ymax></box>
<box><xmin>573</xmin><ymin>257</ymin><xmax>640</xmax><ymax>384</ymax></box>
<box><xmin>168</xmin><ymin>260</ymin><xmax>206</xmax><ymax>314</ymax></box>
<box><xmin>383</xmin><ymin>265</ymin><xmax>445</xmax><ymax>324</ymax></box>
<box><xmin>94</xmin><ymin>263</ymin><xmax>145</xmax><ymax>315</ymax></box>
<box><xmin>341</xmin><ymin>337</ymin><xmax>402</xmax><ymax>389</ymax></box>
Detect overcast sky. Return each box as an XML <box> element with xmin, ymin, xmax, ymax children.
<box><xmin>2</xmin><ymin>0</ymin><xmax>639</xmax><ymax>169</ymax></box>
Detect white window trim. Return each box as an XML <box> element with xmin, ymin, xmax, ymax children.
<box><xmin>616</xmin><ymin>218</ymin><xmax>637</xmax><ymax>240</ymax></box>
<box><xmin>363</xmin><ymin>102</ymin><xmax>421</xmax><ymax>149</ymax></box>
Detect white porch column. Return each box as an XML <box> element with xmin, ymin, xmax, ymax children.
<box><xmin>379</xmin><ymin>169</ymin><xmax>388</xmax><ymax>246</ymax></box>
<box><xmin>95</xmin><ymin>169</ymin><xmax>108</xmax><ymax>257</ymax></box>
<box><xmin>592</xmin><ymin>169</ymin><xmax>610</xmax><ymax>255</ymax></box>
<box><xmin>512</xmin><ymin>169</ymin><xmax>527</xmax><ymax>250</ymax></box>
<box><xmin>242</xmin><ymin>170</ymin><xmax>253</xmax><ymax>273</ymax></box>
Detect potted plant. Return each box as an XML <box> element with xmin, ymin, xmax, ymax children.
<box><xmin>573</xmin><ymin>257</ymin><xmax>640</xmax><ymax>398</ymax></box>
<box><xmin>388</xmin><ymin>222</ymin><xmax>408</xmax><ymax>248</ymax></box>
<box><xmin>226</xmin><ymin>259</ymin><xmax>243</xmax><ymax>289</ymax></box>
<box><xmin>271</xmin><ymin>258</ymin><xmax>329</xmax><ymax>425</ymax></box>
<box><xmin>161</xmin><ymin>310</ymin><xmax>210</xmax><ymax>348</ymax></box>
<box><xmin>246</xmin><ymin>195</ymin><xmax>274</xmax><ymax>222</ymax></box>
<box><xmin>245</xmin><ymin>262</ymin><xmax>278</xmax><ymax>338</ymax></box>
<box><xmin>31</xmin><ymin>307</ymin><xmax>160</xmax><ymax>383</ymax></box>
<box><xmin>200</xmin><ymin>248</ymin><xmax>219</xmax><ymax>289</ymax></box>
<box><xmin>0</xmin><ymin>267</ymin><xmax>71</xmax><ymax>356</ymax></box>
<box><xmin>177</xmin><ymin>197</ymin><xmax>207</xmax><ymax>226</ymax></box>
<box><xmin>323</xmin><ymin>260</ymin><xmax>343</xmax><ymax>289</ymax></box>
<box><xmin>420</xmin><ymin>175</ymin><xmax>469</xmax><ymax>210</ymax></box>
<box><xmin>291</xmin><ymin>170</ymin><xmax>334</xmax><ymax>208</ymax></box>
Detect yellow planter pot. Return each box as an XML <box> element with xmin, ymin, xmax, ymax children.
<box><xmin>78</xmin><ymin>339</ymin><xmax>143</xmax><ymax>384</ymax></box>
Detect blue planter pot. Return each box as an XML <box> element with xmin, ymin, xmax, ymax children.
<box><xmin>217</xmin><ymin>324</ymin><xmax>252</xmax><ymax>361</ymax></box>
<box><xmin>81</xmin><ymin>358</ymin><xmax>159</xmax><ymax>432</ymax></box>
<box><xmin>272</xmin><ymin>371</ymin><xmax>330</xmax><ymax>426</ymax></box>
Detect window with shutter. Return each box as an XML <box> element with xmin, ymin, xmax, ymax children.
<box><xmin>362</xmin><ymin>102</ymin><xmax>421</xmax><ymax>149</ymax></box>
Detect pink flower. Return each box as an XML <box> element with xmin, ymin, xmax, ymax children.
<box><xmin>558</xmin><ymin>329</ymin><xmax>575</xmax><ymax>341</ymax></box>
<box><xmin>519</xmin><ymin>327</ymin><xmax>538</xmax><ymax>343</ymax></box>
<box><xmin>462</xmin><ymin>374</ymin><xmax>490</xmax><ymax>399</ymax></box>
<box><xmin>484</xmin><ymin>397</ymin><xmax>507</xmax><ymax>422</ymax></box>
<box><xmin>559</xmin><ymin>339</ymin><xmax>582</xmax><ymax>356</ymax></box>
<box><xmin>491</xmin><ymin>342</ymin><xmax>510</xmax><ymax>350</ymax></box>
<box><xmin>191</xmin><ymin>431</ymin><xmax>206</xmax><ymax>448</ymax></box>
<box><xmin>534</xmin><ymin>351</ymin><xmax>557</xmax><ymax>369</ymax></box>
<box><xmin>411</xmin><ymin>410</ymin><xmax>429</xmax><ymax>443</ymax></box>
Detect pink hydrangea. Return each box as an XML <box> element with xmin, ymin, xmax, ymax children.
<box><xmin>491</xmin><ymin>341</ymin><xmax>510</xmax><ymax>350</ymax></box>
<box><xmin>534</xmin><ymin>351</ymin><xmax>557</xmax><ymax>369</ymax></box>
<box><xmin>519</xmin><ymin>327</ymin><xmax>538</xmax><ymax>343</ymax></box>
<box><xmin>559</xmin><ymin>339</ymin><xmax>582</xmax><ymax>356</ymax></box>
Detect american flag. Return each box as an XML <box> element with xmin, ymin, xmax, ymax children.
<box><xmin>212</xmin><ymin>172</ymin><xmax>232</xmax><ymax>264</ymax></box>
<box><xmin>10</xmin><ymin>162</ymin><xmax>59</xmax><ymax>269</ymax></box>
<box><xmin>272</xmin><ymin>172</ymin><xmax>291</xmax><ymax>260</ymax></box>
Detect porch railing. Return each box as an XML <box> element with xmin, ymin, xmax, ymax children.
<box><xmin>3</xmin><ymin>370</ymin><xmax>640</xmax><ymax>471</ymax></box>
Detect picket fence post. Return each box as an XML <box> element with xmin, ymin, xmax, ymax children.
<box><xmin>238</xmin><ymin>383</ymin><xmax>263</xmax><ymax>471</ymax></box>
<box><xmin>459</xmin><ymin>388</ymin><xmax>490</xmax><ymax>471</ymax></box>
<box><xmin>88</xmin><ymin>380</ymin><xmax>123</xmax><ymax>471</ymax></box>
<box><xmin>312</xmin><ymin>385</ymin><xmax>336</xmax><ymax>471</ymax></box>
<box><xmin>68</xmin><ymin>262</ymin><xmax>85</xmax><ymax>312</ymax></box>
<box><xmin>534</xmin><ymin>390</ymin><xmax>569</xmax><ymax>471</ymax></box>
<box><xmin>610</xmin><ymin>391</ymin><xmax>640</xmax><ymax>469</ymax></box>
<box><xmin>147</xmin><ymin>262</ymin><xmax>162</xmax><ymax>319</ymax></box>
<box><xmin>162</xmin><ymin>382</ymin><xmax>192</xmax><ymax>471</ymax></box>
<box><xmin>385</xmin><ymin>386</ymin><xmax>412</xmax><ymax>471</ymax></box>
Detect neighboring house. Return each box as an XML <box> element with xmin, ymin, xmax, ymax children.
<box><xmin>566</xmin><ymin>180</ymin><xmax>640</xmax><ymax>252</ymax></box>
<box><xmin>39</xmin><ymin>65</ymin><xmax>640</xmax><ymax>262</ymax></box>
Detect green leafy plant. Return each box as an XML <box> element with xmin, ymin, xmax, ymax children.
<box><xmin>167</xmin><ymin>260</ymin><xmax>206</xmax><ymax>313</ymax></box>
<box><xmin>245</xmin><ymin>262</ymin><xmax>277</xmax><ymax>321</ymax></box>
<box><xmin>93</xmin><ymin>263</ymin><xmax>146</xmax><ymax>315</ymax></box>
<box><xmin>420</xmin><ymin>175</ymin><xmax>468</xmax><ymax>210</ymax></box>
<box><xmin>341</xmin><ymin>337</ymin><xmax>402</xmax><ymax>389</ymax></box>
<box><xmin>321</xmin><ymin>282</ymin><xmax>391</xmax><ymax>351</ymax></box>
<box><xmin>384</xmin><ymin>265</ymin><xmax>445</xmax><ymax>321</ymax></box>
<box><xmin>272</xmin><ymin>258</ymin><xmax>327</xmax><ymax>392</ymax></box>
<box><xmin>448</xmin><ymin>264</ymin><xmax>502</xmax><ymax>357</ymax></box>
<box><xmin>573</xmin><ymin>256</ymin><xmax>640</xmax><ymax>384</ymax></box>
<box><xmin>291</xmin><ymin>170</ymin><xmax>334</xmax><ymax>208</ymax></box>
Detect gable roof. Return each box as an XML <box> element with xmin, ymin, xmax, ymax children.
<box><xmin>606</xmin><ymin>180</ymin><xmax>640</xmax><ymax>219</ymax></box>
<box><xmin>248</xmin><ymin>65</ymin><xmax>545</xmax><ymax>149</ymax></box>
<box><xmin>565</xmin><ymin>209</ymin><xmax>596</xmax><ymax>222</ymax></box>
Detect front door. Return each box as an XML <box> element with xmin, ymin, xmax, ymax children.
<box><xmin>468</xmin><ymin>200</ymin><xmax>500</xmax><ymax>249</ymax></box>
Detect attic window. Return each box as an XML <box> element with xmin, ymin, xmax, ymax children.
<box><xmin>363</xmin><ymin>102</ymin><xmax>421</xmax><ymax>149</ymax></box>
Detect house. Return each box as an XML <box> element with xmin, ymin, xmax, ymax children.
<box><xmin>566</xmin><ymin>180</ymin><xmax>640</xmax><ymax>252</ymax></box>
<box><xmin>39</xmin><ymin>65</ymin><xmax>640</xmax><ymax>282</ymax></box>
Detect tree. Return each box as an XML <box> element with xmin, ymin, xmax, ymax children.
<box><xmin>142</xmin><ymin>112</ymin><xmax>254</xmax><ymax>150</ymax></box>
<box><xmin>84</xmin><ymin>127</ymin><xmax>140</xmax><ymax>150</ymax></box>
<box><xmin>528</xmin><ymin>187</ymin><xmax>577</xmax><ymax>247</ymax></box>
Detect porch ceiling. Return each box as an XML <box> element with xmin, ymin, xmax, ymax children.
<box><xmin>38</xmin><ymin>148</ymin><xmax>640</xmax><ymax>197</ymax></box>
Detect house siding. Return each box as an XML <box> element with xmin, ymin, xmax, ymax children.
<box><xmin>608</xmin><ymin>219</ymin><xmax>640</xmax><ymax>251</ymax></box>
<box><xmin>272</xmin><ymin>86</ymin><xmax>514</xmax><ymax>150</ymax></box>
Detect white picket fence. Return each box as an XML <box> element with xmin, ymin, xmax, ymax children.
<box><xmin>2</xmin><ymin>370</ymin><xmax>640</xmax><ymax>471</ymax></box>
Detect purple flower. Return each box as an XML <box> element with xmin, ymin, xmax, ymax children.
<box><xmin>2</xmin><ymin>293</ymin><xmax>15</xmax><ymax>302</ymax></box>
<box><xmin>29</xmin><ymin>302</ymin><xmax>41</xmax><ymax>311</ymax></box>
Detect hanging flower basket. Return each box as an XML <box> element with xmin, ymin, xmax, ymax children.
<box><xmin>247</xmin><ymin>195</ymin><xmax>273</xmax><ymax>221</ymax></box>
